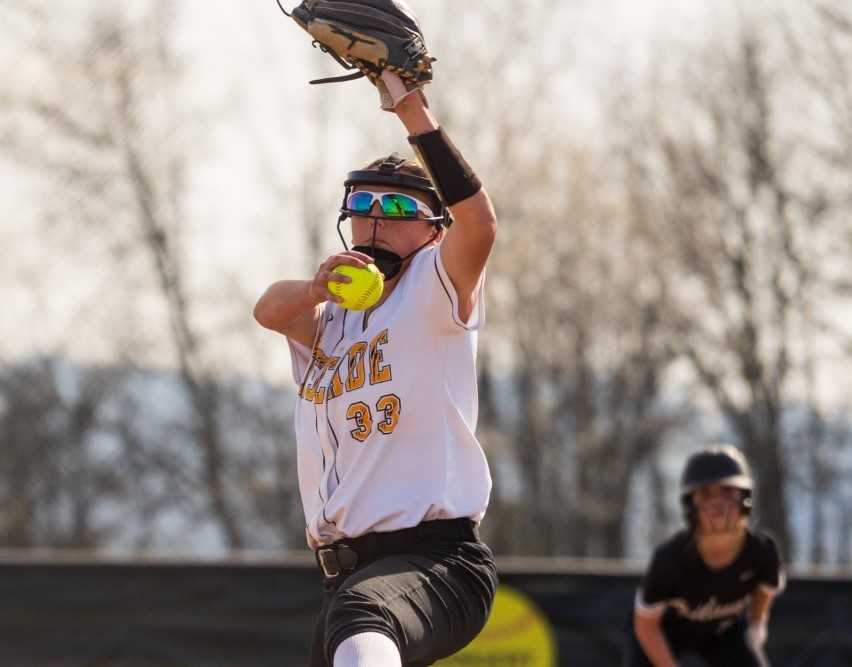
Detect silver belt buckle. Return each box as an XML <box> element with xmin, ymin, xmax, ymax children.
<box><xmin>317</xmin><ymin>547</ymin><xmax>340</xmax><ymax>579</ymax></box>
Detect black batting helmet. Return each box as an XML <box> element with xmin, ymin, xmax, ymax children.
<box><xmin>680</xmin><ymin>444</ymin><xmax>753</xmax><ymax>527</ymax></box>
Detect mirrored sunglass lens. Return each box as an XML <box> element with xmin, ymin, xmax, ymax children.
<box><xmin>348</xmin><ymin>192</ymin><xmax>375</xmax><ymax>213</ymax></box>
<box><xmin>381</xmin><ymin>193</ymin><xmax>418</xmax><ymax>217</ymax></box>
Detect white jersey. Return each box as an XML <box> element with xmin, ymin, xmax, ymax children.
<box><xmin>288</xmin><ymin>245</ymin><xmax>491</xmax><ymax>548</ymax></box>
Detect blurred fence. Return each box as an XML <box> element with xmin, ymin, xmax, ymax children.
<box><xmin>0</xmin><ymin>553</ymin><xmax>849</xmax><ymax>666</ymax></box>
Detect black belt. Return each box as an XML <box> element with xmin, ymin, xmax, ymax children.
<box><xmin>315</xmin><ymin>517</ymin><xmax>478</xmax><ymax>581</ymax></box>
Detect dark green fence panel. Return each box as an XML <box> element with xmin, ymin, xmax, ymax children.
<box><xmin>0</xmin><ymin>557</ymin><xmax>848</xmax><ymax>666</ymax></box>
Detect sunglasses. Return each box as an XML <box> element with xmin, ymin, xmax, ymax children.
<box><xmin>346</xmin><ymin>190</ymin><xmax>435</xmax><ymax>219</ymax></box>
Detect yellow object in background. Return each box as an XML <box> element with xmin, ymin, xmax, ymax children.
<box><xmin>437</xmin><ymin>585</ymin><xmax>557</xmax><ymax>666</ymax></box>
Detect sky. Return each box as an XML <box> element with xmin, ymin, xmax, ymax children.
<box><xmin>4</xmin><ymin>0</ymin><xmax>835</xmax><ymax>402</ymax></box>
<box><xmin>1</xmin><ymin>0</ymin><xmax>710</xmax><ymax>369</ymax></box>
<box><xmin>175</xmin><ymin>0</ymin><xmax>714</xmax><ymax>287</ymax></box>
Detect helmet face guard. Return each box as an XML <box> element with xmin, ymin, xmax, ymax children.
<box><xmin>680</xmin><ymin>445</ymin><xmax>754</xmax><ymax>528</ymax></box>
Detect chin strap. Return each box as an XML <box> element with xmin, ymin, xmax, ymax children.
<box><xmin>352</xmin><ymin>225</ymin><xmax>441</xmax><ymax>281</ymax></box>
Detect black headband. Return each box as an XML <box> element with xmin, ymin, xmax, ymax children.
<box><xmin>343</xmin><ymin>170</ymin><xmax>437</xmax><ymax>194</ymax></box>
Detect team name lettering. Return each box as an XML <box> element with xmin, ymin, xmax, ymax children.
<box><xmin>300</xmin><ymin>329</ymin><xmax>392</xmax><ymax>404</ymax></box>
<box><xmin>668</xmin><ymin>595</ymin><xmax>749</xmax><ymax>622</ymax></box>
<box><xmin>298</xmin><ymin>348</ymin><xmax>338</xmax><ymax>403</ymax></box>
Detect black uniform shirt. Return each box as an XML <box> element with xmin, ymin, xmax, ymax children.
<box><xmin>634</xmin><ymin>529</ymin><xmax>785</xmax><ymax>643</ymax></box>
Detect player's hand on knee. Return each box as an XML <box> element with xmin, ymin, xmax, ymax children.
<box><xmin>311</xmin><ymin>251</ymin><xmax>373</xmax><ymax>304</ymax></box>
<box><xmin>746</xmin><ymin>620</ymin><xmax>768</xmax><ymax>650</ymax></box>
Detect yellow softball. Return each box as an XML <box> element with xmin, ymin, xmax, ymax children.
<box><xmin>328</xmin><ymin>264</ymin><xmax>384</xmax><ymax>310</ymax></box>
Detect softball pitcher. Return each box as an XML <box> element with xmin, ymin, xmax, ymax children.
<box><xmin>256</xmin><ymin>2</ymin><xmax>498</xmax><ymax>665</ymax></box>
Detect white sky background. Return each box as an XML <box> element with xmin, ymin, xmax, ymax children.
<box><xmin>3</xmin><ymin>0</ymin><xmax>845</xmax><ymax>410</ymax></box>
<box><xmin>179</xmin><ymin>0</ymin><xmax>709</xmax><ymax>376</ymax></box>
<box><xmin>0</xmin><ymin>0</ymin><xmax>704</xmax><ymax>370</ymax></box>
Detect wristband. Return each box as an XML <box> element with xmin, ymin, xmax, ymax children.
<box><xmin>408</xmin><ymin>127</ymin><xmax>482</xmax><ymax>207</ymax></box>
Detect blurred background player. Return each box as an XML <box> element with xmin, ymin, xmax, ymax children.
<box><xmin>625</xmin><ymin>444</ymin><xmax>785</xmax><ymax>667</ymax></box>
